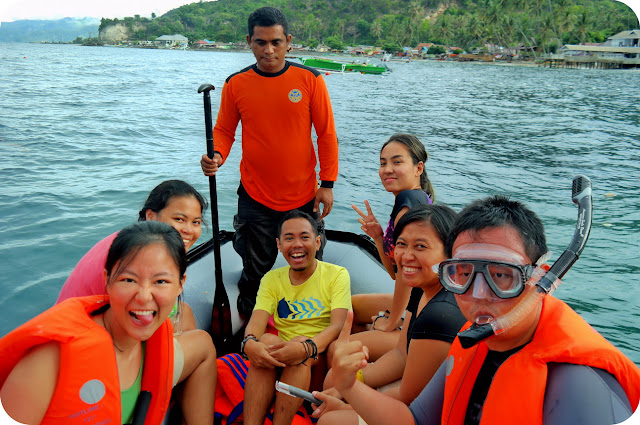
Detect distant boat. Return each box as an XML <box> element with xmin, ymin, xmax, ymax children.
<box><xmin>299</xmin><ymin>57</ymin><xmax>390</xmax><ymax>75</ymax></box>
<box><xmin>382</xmin><ymin>53</ymin><xmax>410</xmax><ymax>63</ymax></box>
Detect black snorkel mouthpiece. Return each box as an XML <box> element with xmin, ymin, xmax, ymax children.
<box><xmin>457</xmin><ymin>175</ymin><xmax>593</xmax><ymax>349</ymax></box>
<box><xmin>458</xmin><ymin>323</ymin><xmax>497</xmax><ymax>349</ymax></box>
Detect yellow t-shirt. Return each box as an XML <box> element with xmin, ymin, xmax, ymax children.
<box><xmin>254</xmin><ymin>261</ymin><xmax>352</xmax><ymax>341</ymax></box>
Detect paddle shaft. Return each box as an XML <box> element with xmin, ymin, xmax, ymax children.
<box><xmin>198</xmin><ymin>84</ymin><xmax>233</xmax><ymax>352</ymax></box>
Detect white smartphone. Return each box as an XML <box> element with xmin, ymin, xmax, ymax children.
<box><xmin>275</xmin><ymin>381</ymin><xmax>323</xmax><ymax>405</ymax></box>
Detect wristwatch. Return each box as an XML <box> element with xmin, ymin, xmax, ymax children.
<box><xmin>240</xmin><ymin>334</ymin><xmax>258</xmax><ymax>359</ymax></box>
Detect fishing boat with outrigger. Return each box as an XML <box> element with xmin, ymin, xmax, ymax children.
<box><xmin>298</xmin><ymin>56</ymin><xmax>390</xmax><ymax>75</ymax></box>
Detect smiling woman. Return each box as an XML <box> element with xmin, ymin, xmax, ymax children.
<box><xmin>347</xmin><ymin>134</ymin><xmax>434</xmax><ymax>362</ymax></box>
<box><xmin>56</xmin><ymin>179</ymin><xmax>207</xmax><ymax>332</ymax></box>
<box><xmin>0</xmin><ymin>221</ymin><xmax>216</xmax><ymax>425</ymax></box>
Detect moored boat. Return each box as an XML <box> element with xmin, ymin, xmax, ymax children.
<box><xmin>298</xmin><ymin>57</ymin><xmax>390</xmax><ymax>75</ymax></box>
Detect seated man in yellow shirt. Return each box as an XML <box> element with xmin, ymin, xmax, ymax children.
<box><xmin>240</xmin><ymin>210</ymin><xmax>351</xmax><ymax>425</ymax></box>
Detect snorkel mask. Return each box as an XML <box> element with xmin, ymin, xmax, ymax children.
<box><xmin>450</xmin><ymin>176</ymin><xmax>593</xmax><ymax>349</ymax></box>
<box><xmin>437</xmin><ymin>243</ymin><xmax>543</xmax><ymax>300</ymax></box>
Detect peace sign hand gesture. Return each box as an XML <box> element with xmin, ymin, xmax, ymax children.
<box><xmin>352</xmin><ymin>200</ymin><xmax>383</xmax><ymax>240</ymax></box>
<box><xmin>331</xmin><ymin>311</ymin><xmax>369</xmax><ymax>393</ymax></box>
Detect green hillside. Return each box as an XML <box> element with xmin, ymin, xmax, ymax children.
<box><xmin>98</xmin><ymin>0</ymin><xmax>638</xmax><ymax>54</ymax></box>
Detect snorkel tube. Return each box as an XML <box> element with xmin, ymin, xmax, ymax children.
<box><xmin>457</xmin><ymin>175</ymin><xmax>593</xmax><ymax>349</ymax></box>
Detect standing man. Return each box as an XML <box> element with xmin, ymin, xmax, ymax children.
<box><xmin>201</xmin><ymin>7</ymin><xmax>339</xmax><ymax>317</ymax></box>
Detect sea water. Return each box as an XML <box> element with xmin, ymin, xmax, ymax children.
<box><xmin>0</xmin><ymin>42</ymin><xmax>638</xmax><ymax>364</ymax></box>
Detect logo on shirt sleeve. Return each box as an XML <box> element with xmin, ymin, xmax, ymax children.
<box><xmin>288</xmin><ymin>89</ymin><xmax>303</xmax><ymax>103</ymax></box>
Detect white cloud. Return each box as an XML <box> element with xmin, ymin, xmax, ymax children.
<box><xmin>0</xmin><ymin>0</ymin><xmax>199</xmax><ymax>22</ymax></box>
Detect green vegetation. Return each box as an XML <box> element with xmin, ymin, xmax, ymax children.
<box><xmin>81</xmin><ymin>37</ymin><xmax>105</xmax><ymax>46</ymax></box>
<box><xmin>325</xmin><ymin>35</ymin><xmax>345</xmax><ymax>50</ymax></box>
<box><xmin>98</xmin><ymin>0</ymin><xmax>638</xmax><ymax>56</ymax></box>
<box><xmin>428</xmin><ymin>44</ymin><xmax>447</xmax><ymax>55</ymax></box>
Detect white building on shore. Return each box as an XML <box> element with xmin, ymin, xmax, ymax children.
<box><xmin>154</xmin><ymin>34</ymin><xmax>188</xmax><ymax>48</ymax></box>
<box><xmin>560</xmin><ymin>29</ymin><xmax>640</xmax><ymax>68</ymax></box>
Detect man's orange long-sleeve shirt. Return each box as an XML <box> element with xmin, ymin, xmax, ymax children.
<box><xmin>213</xmin><ymin>61</ymin><xmax>339</xmax><ymax>211</ymax></box>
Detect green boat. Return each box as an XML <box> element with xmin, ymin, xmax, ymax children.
<box><xmin>298</xmin><ymin>57</ymin><xmax>389</xmax><ymax>75</ymax></box>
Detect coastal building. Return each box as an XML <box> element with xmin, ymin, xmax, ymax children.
<box><xmin>193</xmin><ymin>39</ymin><xmax>216</xmax><ymax>49</ymax></box>
<box><xmin>416</xmin><ymin>43</ymin><xmax>434</xmax><ymax>54</ymax></box>
<box><xmin>604</xmin><ymin>30</ymin><xmax>640</xmax><ymax>47</ymax></box>
<box><xmin>554</xmin><ymin>29</ymin><xmax>640</xmax><ymax>68</ymax></box>
<box><xmin>154</xmin><ymin>34</ymin><xmax>188</xmax><ymax>48</ymax></box>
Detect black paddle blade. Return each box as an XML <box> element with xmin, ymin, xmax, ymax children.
<box><xmin>211</xmin><ymin>284</ymin><xmax>234</xmax><ymax>355</ymax></box>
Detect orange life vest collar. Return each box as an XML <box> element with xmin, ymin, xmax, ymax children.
<box><xmin>0</xmin><ymin>295</ymin><xmax>173</xmax><ymax>425</ymax></box>
<box><xmin>442</xmin><ymin>296</ymin><xmax>640</xmax><ymax>425</ymax></box>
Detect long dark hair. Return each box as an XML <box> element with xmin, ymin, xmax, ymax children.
<box><xmin>138</xmin><ymin>180</ymin><xmax>207</xmax><ymax>224</ymax></box>
<box><xmin>382</xmin><ymin>134</ymin><xmax>435</xmax><ymax>201</ymax></box>
<box><xmin>105</xmin><ymin>221</ymin><xmax>187</xmax><ymax>286</ymax></box>
<box><xmin>393</xmin><ymin>204</ymin><xmax>458</xmax><ymax>250</ymax></box>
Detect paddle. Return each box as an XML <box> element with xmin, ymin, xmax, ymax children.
<box><xmin>198</xmin><ymin>83</ymin><xmax>233</xmax><ymax>354</ymax></box>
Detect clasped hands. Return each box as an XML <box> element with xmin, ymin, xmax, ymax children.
<box><xmin>243</xmin><ymin>335</ymin><xmax>311</xmax><ymax>368</ymax></box>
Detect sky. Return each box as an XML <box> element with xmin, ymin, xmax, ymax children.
<box><xmin>0</xmin><ymin>0</ymin><xmax>638</xmax><ymax>23</ymax></box>
<box><xmin>0</xmin><ymin>0</ymin><xmax>200</xmax><ymax>22</ymax></box>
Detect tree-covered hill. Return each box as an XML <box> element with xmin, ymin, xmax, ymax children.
<box><xmin>99</xmin><ymin>0</ymin><xmax>638</xmax><ymax>54</ymax></box>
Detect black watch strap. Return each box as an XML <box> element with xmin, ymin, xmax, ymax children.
<box><xmin>240</xmin><ymin>334</ymin><xmax>258</xmax><ymax>359</ymax></box>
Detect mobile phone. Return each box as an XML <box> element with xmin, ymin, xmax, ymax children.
<box><xmin>275</xmin><ymin>381</ymin><xmax>323</xmax><ymax>405</ymax></box>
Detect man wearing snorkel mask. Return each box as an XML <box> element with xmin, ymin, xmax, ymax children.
<box><xmin>316</xmin><ymin>195</ymin><xmax>640</xmax><ymax>425</ymax></box>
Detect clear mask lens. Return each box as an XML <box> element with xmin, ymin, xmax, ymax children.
<box><xmin>439</xmin><ymin>260</ymin><xmax>531</xmax><ymax>299</ymax></box>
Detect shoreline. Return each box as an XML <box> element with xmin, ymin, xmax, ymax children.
<box><xmin>28</xmin><ymin>42</ymin><xmax>638</xmax><ymax>70</ymax></box>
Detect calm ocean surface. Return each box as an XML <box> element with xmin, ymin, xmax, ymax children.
<box><xmin>0</xmin><ymin>42</ymin><xmax>638</xmax><ymax>364</ymax></box>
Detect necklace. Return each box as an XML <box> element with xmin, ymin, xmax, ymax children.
<box><xmin>103</xmin><ymin>312</ymin><xmax>125</xmax><ymax>353</ymax></box>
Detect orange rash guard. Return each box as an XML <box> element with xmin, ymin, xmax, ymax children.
<box><xmin>213</xmin><ymin>61</ymin><xmax>339</xmax><ymax>211</ymax></box>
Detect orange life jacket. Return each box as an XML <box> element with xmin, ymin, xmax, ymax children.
<box><xmin>0</xmin><ymin>295</ymin><xmax>174</xmax><ymax>425</ymax></box>
<box><xmin>442</xmin><ymin>296</ymin><xmax>640</xmax><ymax>425</ymax></box>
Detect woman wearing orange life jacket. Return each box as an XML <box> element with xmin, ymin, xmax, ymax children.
<box><xmin>57</xmin><ymin>179</ymin><xmax>209</xmax><ymax>333</ymax></box>
<box><xmin>0</xmin><ymin>221</ymin><xmax>216</xmax><ymax>425</ymax></box>
<box><xmin>313</xmin><ymin>195</ymin><xmax>640</xmax><ymax>425</ymax></box>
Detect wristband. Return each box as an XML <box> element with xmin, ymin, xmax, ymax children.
<box><xmin>356</xmin><ymin>369</ymin><xmax>365</xmax><ymax>384</ymax></box>
<box><xmin>299</xmin><ymin>339</ymin><xmax>319</xmax><ymax>365</ymax></box>
<box><xmin>240</xmin><ymin>334</ymin><xmax>258</xmax><ymax>359</ymax></box>
<box><xmin>372</xmin><ymin>314</ymin><xmax>386</xmax><ymax>330</ymax></box>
